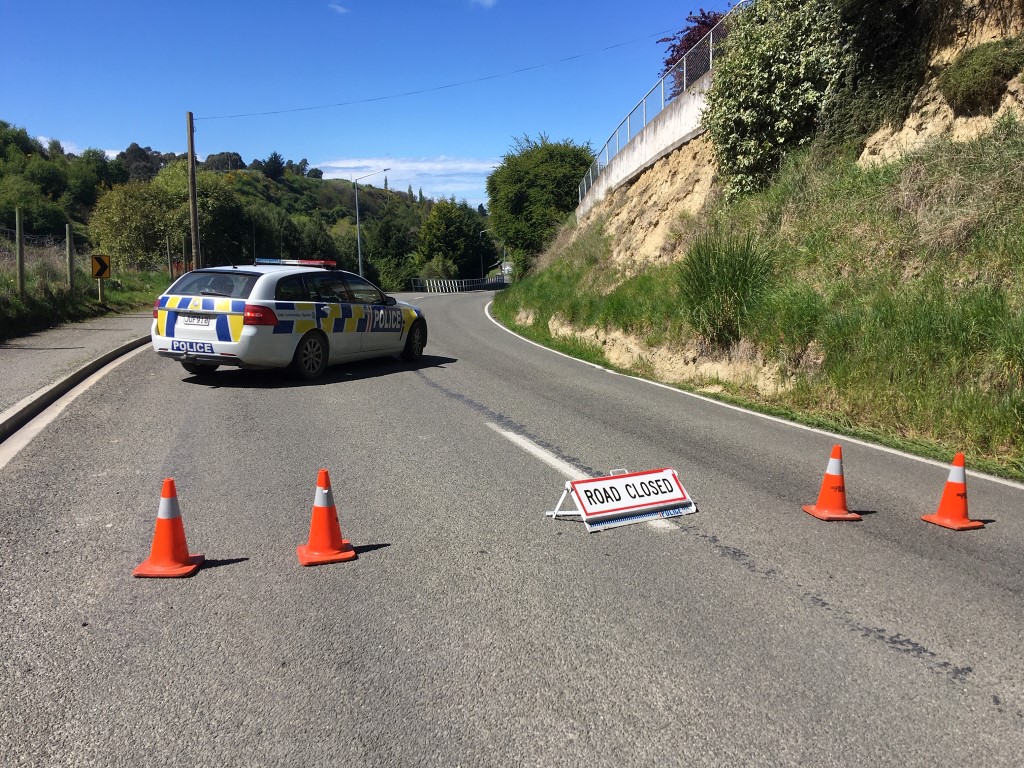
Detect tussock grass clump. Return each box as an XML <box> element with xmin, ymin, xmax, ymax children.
<box><xmin>676</xmin><ymin>232</ymin><xmax>775</xmax><ymax>347</ymax></box>
<box><xmin>939</xmin><ymin>37</ymin><xmax>1024</xmax><ymax>116</ymax></box>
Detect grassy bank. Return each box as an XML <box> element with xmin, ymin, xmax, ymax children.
<box><xmin>494</xmin><ymin>119</ymin><xmax>1024</xmax><ymax>480</ymax></box>
<box><xmin>0</xmin><ymin>246</ymin><xmax>170</xmax><ymax>341</ymax></box>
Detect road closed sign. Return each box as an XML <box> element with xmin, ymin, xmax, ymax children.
<box><xmin>547</xmin><ymin>467</ymin><xmax>696</xmax><ymax>532</ymax></box>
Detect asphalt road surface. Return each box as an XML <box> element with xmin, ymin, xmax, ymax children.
<box><xmin>2</xmin><ymin>291</ymin><xmax>1023</xmax><ymax>766</ymax></box>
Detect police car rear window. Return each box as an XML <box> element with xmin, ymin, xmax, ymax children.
<box><xmin>168</xmin><ymin>271</ymin><xmax>260</xmax><ymax>299</ymax></box>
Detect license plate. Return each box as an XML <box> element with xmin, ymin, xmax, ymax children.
<box><xmin>181</xmin><ymin>315</ymin><xmax>210</xmax><ymax>327</ymax></box>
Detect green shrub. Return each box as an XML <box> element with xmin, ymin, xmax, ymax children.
<box><xmin>703</xmin><ymin>0</ymin><xmax>852</xmax><ymax>196</ymax></box>
<box><xmin>939</xmin><ymin>38</ymin><xmax>1024</xmax><ymax>116</ymax></box>
<box><xmin>676</xmin><ymin>232</ymin><xmax>776</xmax><ymax>347</ymax></box>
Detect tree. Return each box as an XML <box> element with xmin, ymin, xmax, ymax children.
<box><xmin>658</xmin><ymin>9</ymin><xmax>725</xmax><ymax>76</ymax></box>
<box><xmin>153</xmin><ymin>161</ymin><xmax>248</xmax><ymax>265</ymax></box>
<box><xmin>485</xmin><ymin>134</ymin><xmax>593</xmax><ymax>257</ymax></box>
<box><xmin>89</xmin><ymin>181</ymin><xmax>174</xmax><ymax>269</ymax></box>
<box><xmin>657</xmin><ymin>9</ymin><xmax>725</xmax><ymax>96</ymax></box>
<box><xmin>365</xmin><ymin>200</ymin><xmax>421</xmax><ymax>290</ymax></box>
<box><xmin>23</xmin><ymin>154</ymin><xmax>66</xmax><ymax>199</ymax></box>
<box><xmin>262</xmin><ymin>151</ymin><xmax>285</xmax><ymax>181</ymax></box>
<box><xmin>202</xmin><ymin>152</ymin><xmax>246</xmax><ymax>171</ymax></box>
<box><xmin>416</xmin><ymin>197</ymin><xmax>486</xmax><ymax>279</ymax></box>
<box><xmin>0</xmin><ymin>175</ymin><xmax>66</xmax><ymax>235</ymax></box>
<box><xmin>116</xmin><ymin>143</ymin><xmax>176</xmax><ymax>182</ymax></box>
<box><xmin>0</xmin><ymin>121</ymin><xmax>45</xmax><ymax>159</ymax></box>
<box><xmin>307</xmin><ymin>167</ymin><xmax>324</xmax><ymax>180</ymax></box>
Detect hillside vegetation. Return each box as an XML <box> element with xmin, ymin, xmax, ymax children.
<box><xmin>495</xmin><ymin>0</ymin><xmax>1024</xmax><ymax>479</ymax></box>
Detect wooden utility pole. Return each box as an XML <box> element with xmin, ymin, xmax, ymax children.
<box><xmin>15</xmin><ymin>207</ymin><xmax>25</xmax><ymax>299</ymax></box>
<box><xmin>66</xmin><ymin>223</ymin><xmax>74</xmax><ymax>291</ymax></box>
<box><xmin>186</xmin><ymin>111</ymin><xmax>201</xmax><ymax>269</ymax></box>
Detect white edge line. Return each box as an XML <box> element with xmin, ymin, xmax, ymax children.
<box><xmin>484</xmin><ymin>300</ymin><xmax>1024</xmax><ymax>492</ymax></box>
<box><xmin>485</xmin><ymin>422</ymin><xmax>589</xmax><ymax>481</ymax></box>
<box><xmin>0</xmin><ymin>347</ymin><xmax>148</xmax><ymax>471</ymax></box>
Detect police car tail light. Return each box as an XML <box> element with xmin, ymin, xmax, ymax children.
<box><xmin>243</xmin><ymin>304</ymin><xmax>278</xmax><ymax>326</ymax></box>
<box><xmin>152</xmin><ymin>299</ymin><xmax>159</xmax><ymax>319</ymax></box>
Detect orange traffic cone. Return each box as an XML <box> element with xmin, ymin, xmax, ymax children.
<box><xmin>803</xmin><ymin>445</ymin><xmax>861</xmax><ymax>521</ymax></box>
<box><xmin>297</xmin><ymin>469</ymin><xmax>357</xmax><ymax>566</ymax></box>
<box><xmin>133</xmin><ymin>478</ymin><xmax>205</xmax><ymax>577</ymax></box>
<box><xmin>922</xmin><ymin>453</ymin><xmax>985</xmax><ymax>530</ymax></box>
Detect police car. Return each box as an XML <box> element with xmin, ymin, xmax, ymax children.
<box><xmin>151</xmin><ymin>260</ymin><xmax>427</xmax><ymax>380</ymax></box>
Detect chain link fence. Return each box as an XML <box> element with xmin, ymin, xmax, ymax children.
<box><xmin>578</xmin><ymin>5</ymin><xmax>744</xmax><ymax>203</ymax></box>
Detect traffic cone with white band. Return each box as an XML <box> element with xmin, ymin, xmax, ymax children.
<box><xmin>297</xmin><ymin>469</ymin><xmax>357</xmax><ymax>566</ymax></box>
<box><xmin>133</xmin><ymin>478</ymin><xmax>204</xmax><ymax>577</ymax></box>
<box><xmin>922</xmin><ymin>452</ymin><xmax>985</xmax><ymax>530</ymax></box>
<box><xmin>803</xmin><ymin>445</ymin><xmax>861</xmax><ymax>521</ymax></box>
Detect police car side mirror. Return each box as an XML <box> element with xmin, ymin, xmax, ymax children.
<box><xmin>384</xmin><ymin>295</ymin><xmax>397</xmax><ymax>306</ymax></box>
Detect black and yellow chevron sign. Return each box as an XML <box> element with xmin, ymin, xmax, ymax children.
<box><xmin>92</xmin><ymin>254</ymin><xmax>110</xmax><ymax>279</ymax></box>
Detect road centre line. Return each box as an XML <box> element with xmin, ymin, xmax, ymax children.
<box><xmin>483</xmin><ymin>301</ymin><xmax>1024</xmax><ymax>492</ymax></box>
<box><xmin>486</xmin><ymin>423</ymin><xmax>680</xmax><ymax>532</ymax></box>
<box><xmin>0</xmin><ymin>347</ymin><xmax>147</xmax><ymax>472</ymax></box>
<box><xmin>486</xmin><ymin>422</ymin><xmax>589</xmax><ymax>481</ymax></box>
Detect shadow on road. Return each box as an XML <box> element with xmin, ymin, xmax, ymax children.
<box><xmin>179</xmin><ymin>354</ymin><xmax>457</xmax><ymax>389</ymax></box>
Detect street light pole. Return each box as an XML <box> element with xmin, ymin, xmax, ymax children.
<box><xmin>478</xmin><ymin>230</ymin><xmax>488</xmax><ymax>280</ymax></box>
<box><xmin>353</xmin><ymin>167</ymin><xmax>390</xmax><ymax>277</ymax></box>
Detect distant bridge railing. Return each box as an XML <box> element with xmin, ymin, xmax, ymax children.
<box><xmin>409</xmin><ymin>275</ymin><xmax>509</xmax><ymax>293</ymax></box>
<box><xmin>578</xmin><ymin>5</ymin><xmax>742</xmax><ymax>205</ymax></box>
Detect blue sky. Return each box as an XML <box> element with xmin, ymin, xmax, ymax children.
<box><xmin>4</xmin><ymin>0</ymin><xmax>731</xmax><ymax>208</ymax></box>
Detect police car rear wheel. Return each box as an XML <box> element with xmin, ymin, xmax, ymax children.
<box><xmin>181</xmin><ymin>361</ymin><xmax>219</xmax><ymax>376</ymax></box>
<box><xmin>401</xmin><ymin>320</ymin><xmax>426</xmax><ymax>362</ymax></box>
<box><xmin>291</xmin><ymin>332</ymin><xmax>328</xmax><ymax>380</ymax></box>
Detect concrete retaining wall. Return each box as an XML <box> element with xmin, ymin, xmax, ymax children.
<box><xmin>577</xmin><ymin>72</ymin><xmax>712</xmax><ymax>219</ymax></box>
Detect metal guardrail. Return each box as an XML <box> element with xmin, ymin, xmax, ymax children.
<box><xmin>409</xmin><ymin>276</ymin><xmax>509</xmax><ymax>293</ymax></box>
<box><xmin>578</xmin><ymin>6</ymin><xmax>742</xmax><ymax>204</ymax></box>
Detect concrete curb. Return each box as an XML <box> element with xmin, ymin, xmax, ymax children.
<box><xmin>0</xmin><ymin>335</ymin><xmax>150</xmax><ymax>445</ymax></box>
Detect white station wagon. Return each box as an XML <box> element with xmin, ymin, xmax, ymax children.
<box><xmin>151</xmin><ymin>261</ymin><xmax>427</xmax><ymax>380</ymax></box>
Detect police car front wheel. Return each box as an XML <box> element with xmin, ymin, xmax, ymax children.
<box><xmin>401</xmin><ymin>320</ymin><xmax>426</xmax><ymax>362</ymax></box>
<box><xmin>291</xmin><ymin>332</ymin><xmax>329</xmax><ymax>380</ymax></box>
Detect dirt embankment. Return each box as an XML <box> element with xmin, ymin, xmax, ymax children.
<box><xmin>549</xmin><ymin>1</ymin><xmax>1023</xmax><ymax>397</ymax></box>
<box><xmin>861</xmin><ymin>0</ymin><xmax>1024</xmax><ymax>164</ymax></box>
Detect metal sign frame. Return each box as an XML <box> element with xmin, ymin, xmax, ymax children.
<box><xmin>546</xmin><ymin>467</ymin><xmax>697</xmax><ymax>533</ymax></box>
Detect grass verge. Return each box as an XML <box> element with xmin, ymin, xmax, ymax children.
<box><xmin>1</xmin><ymin>252</ymin><xmax>171</xmax><ymax>341</ymax></box>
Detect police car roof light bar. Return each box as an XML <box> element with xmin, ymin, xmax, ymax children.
<box><xmin>254</xmin><ymin>258</ymin><xmax>337</xmax><ymax>268</ymax></box>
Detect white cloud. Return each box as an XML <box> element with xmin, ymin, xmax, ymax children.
<box><xmin>328</xmin><ymin>3</ymin><xmax>349</xmax><ymax>13</ymax></box>
<box><xmin>37</xmin><ymin>134</ymin><xmax>121</xmax><ymax>159</ymax></box>
<box><xmin>317</xmin><ymin>155</ymin><xmax>499</xmax><ymax>207</ymax></box>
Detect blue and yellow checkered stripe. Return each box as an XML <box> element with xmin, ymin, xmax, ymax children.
<box><xmin>271</xmin><ymin>302</ymin><xmax>368</xmax><ymax>335</ymax></box>
<box><xmin>156</xmin><ymin>296</ymin><xmax>246</xmax><ymax>341</ymax></box>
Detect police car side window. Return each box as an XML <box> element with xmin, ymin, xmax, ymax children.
<box><xmin>276</xmin><ymin>276</ymin><xmax>310</xmax><ymax>301</ymax></box>
<box><xmin>343</xmin><ymin>274</ymin><xmax>383</xmax><ymax>304</ymax></box>
<box><xmin>310</xmin><ymin>274</ymin><xmax>350</xmax><ymax>303</ymax></box>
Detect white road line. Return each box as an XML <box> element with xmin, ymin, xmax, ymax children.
<box><xmin>0</xmin><ymin>347</ymin><xmax>147</xmax><ymax>472</ymax></box>
<box><xmin>484</xmin><ymin>301</ymin><xmax>1024</xmax><ymax>492</ymax></box>
<box><xmin>485</xmin><ymin>422</ymin><xmax>589</xmax><ymax>481</ymax></box>
<box><xmin>486</xmin><ymin>422</ymin><xmax>678</xmax><ymax>532</ymax></box>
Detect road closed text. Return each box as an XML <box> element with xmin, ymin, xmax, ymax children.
<box><xmin>570</xmin><ymin>468</ymin><xmax>689</xmax><ymax>518</ymax></box>
<box><xmin>581</xmin><ymin>477</ymin><xmax>676</xmax><ymax>506</ymax></box>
